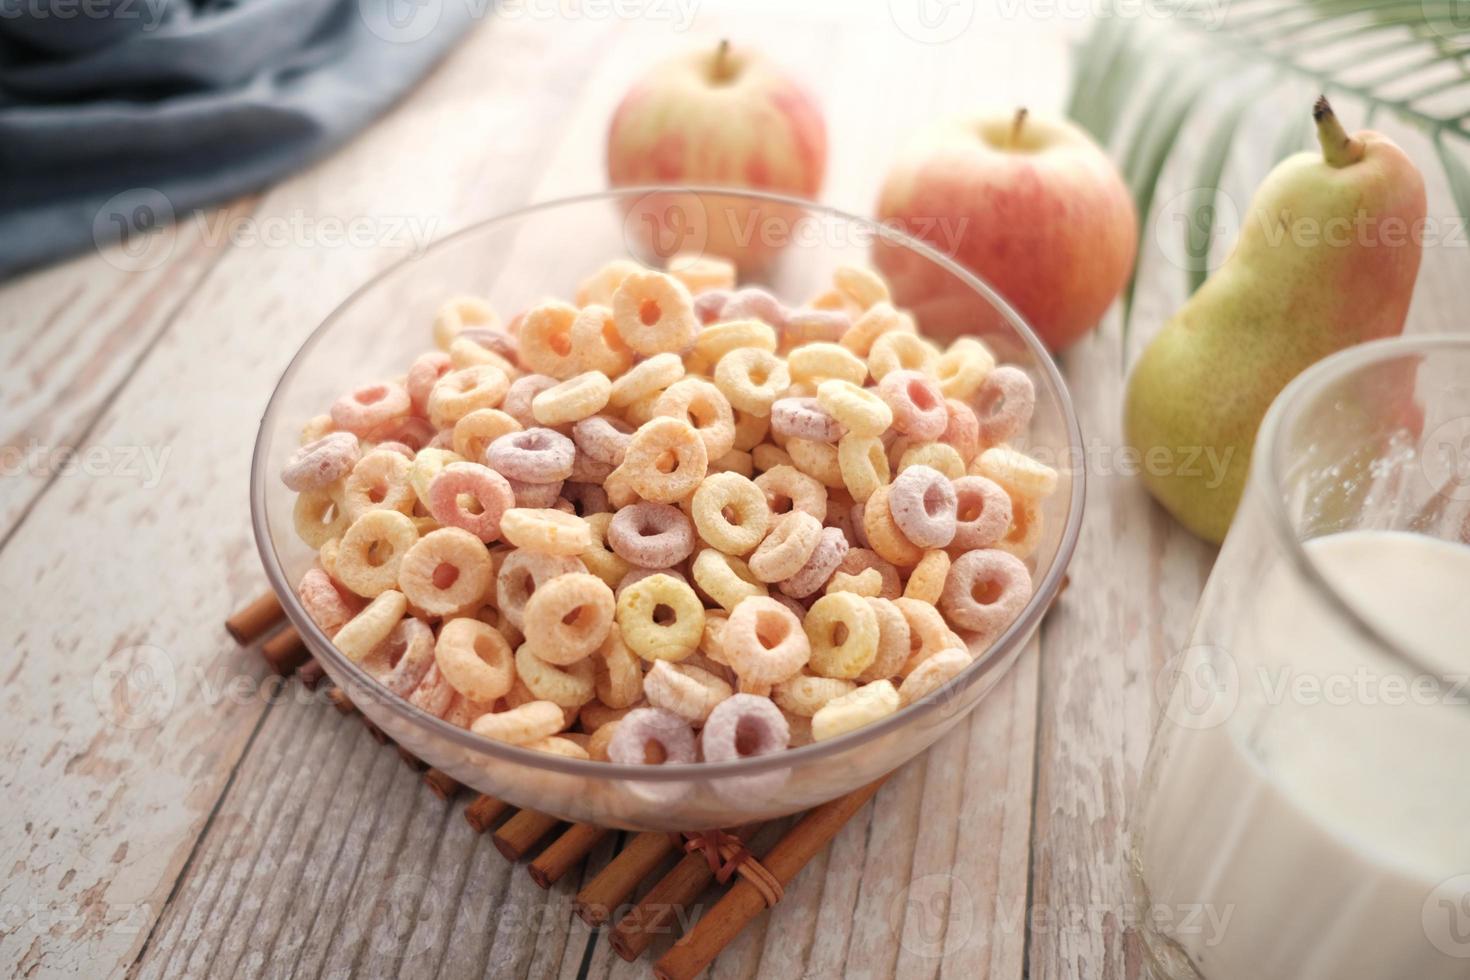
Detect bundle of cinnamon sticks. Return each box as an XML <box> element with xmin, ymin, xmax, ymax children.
<box><xmin>226</xmin><ymin>588</ymin><xmax>888</xmax><ymax>977</ymax></box>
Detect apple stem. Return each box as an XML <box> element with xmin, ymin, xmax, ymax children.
<box><xmin>1313</xmin><ymin>95</ymin><xmax>1363</xmax><ymax>167</ymax></box>
<box><xmin>1010</xmin><ymin>107</ymin><xmax>1029</xmax><ymax>148</ymax></box>
<box><xmin>713</xmin><ymin>39</ymin><xmax>732</xmax><ymax>83</ymax></box>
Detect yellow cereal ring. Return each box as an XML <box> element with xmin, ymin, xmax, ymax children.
<box><xmin>899</xmin><ymin>647</ymin><xmax>972</xmax><ymax>707</ymax></box>
<box><xmin>452</xmin><ymin>409</ymin><xmax>520</xmax><ymax>463</ymax></box>
<box><xmin>751</xmin><ymin>443</ymin><xmax>793</xmax><ymax>473</ymax></box>
<box><xmin>833</xmin><ymin>265</ymin><xmax>890</xmax><ymax>310</ymax></box>
<box><xmin>669</xmin><ymin>253</ymin><xmax>736</xmax><ymax>294</ymax></box>
<box><xmin>810</xmin><ymin>679</ymin><xmax>899</xmax><ymax>741</ymax></box>
<box><xmin>816</xmin><ymin>379</ymin><xmax>893</xmax><ymax>439</ymax></box>
<box><xmin>898</xmin><ymin>441</ymin><xmax>966</xmax><ymax>480</ymax></box>
<box><xmin>615</xmin><ymin>572</ymin><xmax>705</xmax><ymax>663</ymax></box>
<box><xmin>787</xmin><ymin>342</ymin><xmax>867</xmax><ymax>387</ymax></box>
<box><xmin>612</xmin><ymin>270</ymin><xmax>698</xmax><ymax>356</ymax></box>
<box><xmin>570</xmin><ymin>304</ymin><xmax>636</xmax><ymax>378</ymax></box>
<box><xmin>837</xmin><ymin>434</ymin><xmax>889</xmax><ymax>503</ymax></box>
<box><xmin>617</xmin><ymin>416</ymin><xmax>709</xmax><ymax>503</ymax></box>
<box><xmin>974</xmin><ymin>446</ymin><xmax>1059</xmax><ymax>500</ymax></box>
<box><xmin>301</xmin><ymin>414</ymin><xmax>335</xmax><ymax>443</ymax></box>
<box><xmin>435</xmin><ymin>617</ymin><xmax>516</xmax><ymax>702</ymax></box>
<box><xmin>995</xmin><ymin>494</ymin><xmax>1044</xmax><ymax>560</ymax></box>
<box><xmin>773</xmin><ymin>672</ymin><xmax>856</xmax><ymax>717</ymax></box>
<box><xmin>427</xmin><ymin>365</ymin><xmax>511</xmax><ymax>429</ymax></box>
<box><xmin>586</xmin><ymin>720</ymin><xmax>620</xmax><ymax>760</ymax></box>
<box><xmin>895</xmin><ymin>596</ymin><xmax>958</xmax><ymax>676</ymax></box>
<box><xmin>785</xmin><ymin>437</ymin><xmax>845</xmax><ymax>489</ymax></box>
<box><xmin>731</xmin><ymin>409</ymin><xmax>771</xmax><ymax>452</ymax></box>
<box><xmin>691</xmin><ymin>548</ymin><xmax>768</xmax><ymax>611</ymax></box>
<box><xmin>693</xmin><ymin>319</ymin><xmax>777</xmax><ymax>371</ymax></box>
<box><xmin>804</xmin><ymin>591</ymin><xmax>879</xmax><ymax>679</ymax></box>
<box><xmin>863</xmin><ymin>484</ymin><xmax>924</xmax><ymax>567</ymax></box>
<box><xmin>518</xmin><ymin>300</ymin><xmax>582</xmax><ymax>379</ymax></box>
<box><xmin>936</xmin><ymin>337</ymin><xmax>995</xmax><ymax>400</ymax></box>
<box><xmin>398</xmin><ymin>527</ymin><xmax>494</xmax><ymax>617</ymax></box>
<box><xmin>408</xmin><ymin>447</ymin><xmax>464</xmax><ymax>507</ymax></box>
<box><xmin>532</xmin><ymin>371</ymin><xmax>612</xmax><ymax>426</ymax></box>
<box><xmin>710</xmin><ymin>448</ymin><xmax>754</xmax><ymax>478</ymax></box>
<box><xmin>470</xmin><ymin>700</ymin><xmax>565</xmax><ymax>745</ymax></box>
<box><xmin>840</xmin><ymin>302</ymin><xmax>913</xmax><ymax>357</ymax></box>
<box><xmin>643</xmin><ymin>659</ymin><xmax>732</xmax><ymax>725</ymax></box>
<box><xmin>525</xmin><ymin>735</ymin><xmax>591</xmax><ymax>759</ymax></box>
<box><xmin>576</xmin><ymin>258</ymin><xmax>643</xmax><ymax>307</ymax></box>
<box><xmin>867</xmin><ymin>331</ymin><xmax>939</xmax><ymax>382</ymax></box>
<box><xmin>521</xmin><ymin>572</ymin><xmax>615</xmax><ymax>665</ymax></box>
<box><xmin>433</xmin><ymin>295</ymin><xmax>497</xmax><ymax>351</ymax></box>
<box><xmin>825</xmin><ymin>568</ymin><xmax>883</xmax><ymax>598</ymax></box>
<box><xmin>607</xmin><ymin>351</ymin><xmax>685</xmax><ymax>410</ymax></box>
<box><xmin>580</xmin><ymin>512</ymin><xmax>632</xmax><ymax>588</ymax></box>
<box><xmin>333</xmin><ymin>590</ymin><xmax>408</xmax><ymax>662</ymax></box>
<box><xmin>336</xmin><ymin>509</ymin><xmax>420</xmax><ymax>598</ymax></box>
<box><xmin>515</xmin><ymin>643</ymin><xmax>596</xmax><ymax>708</ymax></box>
<box><xmin>714</xmin><ymin>347</ymin><xmax>789</xmax><ymax>417</ymax></box>
<box><xmin>341</xmin><ymin>449</ymin><xmax>417</xmax><ymax>521</ymax></box>
<box><xmin>753</xmin><ymin>464</ymin><xmax>827</xmax><ymax>522</ymax></box>
<box><xmin>500</xmin><ymin>508</ymin><xmax>591</xmax><ymax>556</ymax></box>
<box><xmin>903</xmin><ymin>549</ymin><xmax>951</xmax><ymax>604</ymax></box>
<box><xmin>293</xmin><ymin>486</ymin><xmax>349</xmax><ymax>548</ymax></box>
<box><xmin>448</xmin><ymin>336</ymin><xmax>517</xmax><ymax>375</ymax></box>
<box><xmin>691</xmin><ymin>472</ymin><xmax>771</xmax><ymax>555</ymax></box>
<box><xmin>595</xmin><ymin>626</ymin><xmax>644</xmax><ymax>708</ymax></box>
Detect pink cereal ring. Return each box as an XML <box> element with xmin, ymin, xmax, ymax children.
<box><xmin>694</xmin><ymin>289</ymin><xmax>732</xmax><ymax>324</ymax></box>
<box><xmin>607</xmin><ymin>501</ymin><xmax>695</xmax><ymax>569</ymax></box>
<box><xmin>770</xmin><ymin>397</ymin><xmax>845</xmax><ymax>443</ymax></box>
<box><xmin>408</xmin><ymin>662</ymin><xmax>457</xmax><ymax>718</ymax></box>
<box><xmin>972</xmin><ymin>366</ymin><xmax>1036</xmax><ymax>446</ymax></box>
<box><xmin>878</xmin><ymin>370</ymin><xmax>947</xmax><ymax>441</ymax></box>
<box><xmin>779</xmin><ymin>525</ymin><xmax>850</xmax><ymax>599</ymax></box>
<box><xmin>572</xmin><ymin>414</ymin><xmax>635</xmax><ymax>466</ymax></box>
<box><xmin>607</xmin><ymin>707</ymin><xmax>697</xmax><ymax>765</ymax></box>
<box><xmin>507</xmin><ymin>477</ymin><xmax>564</xmax><ymax>508</ymax></box>
<box><xmin>700</xmin><ymin>693</ymin><xmax>790</xmax><ymax>763</ymax></box>
<box><xmin>502</xmin><ymin>374</ymin><xmax>560</xmax><ymax>429</ymax></box>
<box><xmin>297</xmin><ymin>566</ymin><xmax>360</xmax><ymax>634</ymax></box>
<box><xmin>330</xmin><ymin>382</ymin><xmax>412</xmax><ymax>436</ymax></box>
<box><xmin>782</xmin><ymin>308</ymin><xmax>851</xmax><ymax>347</ymax></box>
<box><xmin>282</xmin><ymin>432</ymin><xmax>360</xmax><ymax>492</ymax></box>
<box><xmin>721</xmin><ymin>287</ymin><xmax>788</xmax><ymax>328</ymax></box>
<box><xmin>428</xmin><ymin>462</ymin><xmax>515</xmax><ymax>542</ymax></box>
<box><xmin>951</xmin><ymin>475</ymin><xmax>1013</xmax><ymax>550</ymax></box>
<box><xmin>363</xmin><ymin>415</ymin><xmax>436</xmax><ymax>451</ymax></box>
<box><xmin>485</xmin><ymin>427</ymin><xmax>575</xmax><ymax>483</ymax></box>
<box><xmin>943</xmin><ymin>399</ymin><xmax>982</xmax><ymax>463</ymax></box>
<box><xmin>940</xmin><ymin>549</ymin><xmax>1033</xmax><ymax>639</ymax></box>
<box><xmin>406</xmin><ymin>351</ymin><xmax>452</xmax><ymax>417</ymax></box>
<box><xmin>366</xmin><ymin>617</ymin><xmax>436</xmax><ymax>697</ymax></box>
<box><xmin>888</xmin><ymin>465</ymin><xmax>958</xmax><ymax>549</ymax></box>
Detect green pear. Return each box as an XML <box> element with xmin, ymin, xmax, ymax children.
<box><xmin>1124</xmin><ymin>96</ymin><xmax>1426</xmax><ymax>544</ymax></box>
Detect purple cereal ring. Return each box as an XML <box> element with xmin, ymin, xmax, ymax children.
<box><xmin>428</xmin><ymin>462</ymin><xmax>515</xmax><ymax>542</ymax></box>
<box><xmin>507</xmin><ymin>477</ymin><xmax>564</xmax><ymax>508</ymax></box>
<box><xmin>940</xmin><ymin>549</ymin><xmax>1033</xmax><ymax>639</ymax></box>
<box><xmin>972</xmin><ymin>366</ymin><xmax>1035</xmax><ymax>446</ymax></box>
<box><xmin>700</xmin><ymin>693</ymin><xmax>789</xmax><ymax>762</ymax></box>
<box><xmin>282</xmin><ymin>432</ymin><xmax>360</xmax><ymax>491</ymax></box>
<box><xmin>459</xmin><ymin>326</ymin><xmax>519</xmax><ymax>362</ymax></box>
<box><xmin>608</xmin><ymin>502</ymin><xmax>695</xmax><ymax>568</ymax></box>
<box><xmin>616</xmin><ymin>566</ymin><xmax>689</xmax><ymax>600</ymax></box>
<box><xmin>503</xmin><ymin>374</ymin><xmax>559</xmax><ymax>429</ymax></box>
<box><xmin>781</xmin><ymin>308</ymin><xmax>850</xmax><ymax>346</ymax></box>
<box><xmin>770</xmin><ymin>397</ymin><xmax>845</xmax><ymax>443</ymax></box>
<box><xmin>572</xmin><ymin>414</ymin><xmax>635</xmax><ymax>466</ymax></box>
<box><xmin>561</xmin><ymin>481</ymin><xmax>610</xmax><ymax>517</ymax></box>
<box><xmin>694</xmin><ymin>288</ymin><xmax>732</xmax><ymax>325</ymax></box>
<box><xmin>888</xmin><ymin>465</ymin><xmax>958</xmax><ymax>549</ymax></box>
<box><xmin>364</xmin><ymin>414</ymin><xmax>436</xmax><ymax>451</ymax></box>
<box><xmin>721</xmin><ymin>287</ymin><xmax>788</xmax><ymax>329</ymax></box>
<box><xmin>878</xmin><ymin>370</ymin><xmax>947</xmax><ymax>441</ymax></box>
<box><xmin>330</xmin><ymin>381</ymin><xmax>412</xmax><ymax>436</ymax></box>
<box><xmin>406</xmin><ymin>351</ymin><xmax>452</xmax><ymax>416</ymax></box>
<box><xmin>485</xmin><ymin>427</ymin><xmax>575</xmax><ymax>483</ymax></box>
<box><xmin>779</xmin><ymin>525</ymin><xmax>850</xmax><ymax>598</ymax></box>
<box><xmin>608</xmin><ymin>707</ymin><xmax>697</xmax><ymax>765</ymax></box>
<box><xmin>951</xmin><ymin>475</ymin><xmax>1013</xmax><ymax>550</ymax></box>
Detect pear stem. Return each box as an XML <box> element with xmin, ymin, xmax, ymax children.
<box><xmin>1313</xmin><ymin>95</ymin><xmax>1363</xmax><ymax>168</ymax></box>
<box><xmin>712</xmin><ymin>39</ymin><xmax>733</xmax><ymax>83</ymax></box>
<box><xmin>1010</xmin><ymin>107</ymin><xmax>1029</xmax><ymax>148</ymax></box>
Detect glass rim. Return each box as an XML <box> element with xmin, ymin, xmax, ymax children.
<box><xmin>250</xmin><ymin>185</ymin><xmax>1087</xmax><ymax>782</ymax></box>
<box><xmin>1257</xmin><ymin>333</ymin><xmax>1470</xmax><ymax>687</ymax></box>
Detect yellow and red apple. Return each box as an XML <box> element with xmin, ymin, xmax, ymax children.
<box><xmin>874</xmin><ymin>109</ymin><xmax>1136</xmax><ymax>351</ymax></box>
<box><xmin>607</xmin><ymin>40</ymin><xmax>826</xmax><ymax>269</ymax></box>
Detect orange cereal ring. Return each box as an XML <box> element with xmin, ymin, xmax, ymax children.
<box><xmin>433</xmin><ymin>295</ymin><xmax>497</xmax><ymax>351</ymax></box>
<box><xmin>500</xmin><ymin>508</ymin><xmax>590</xmax><ymax>556</ymax></box>
<box><xmin>517</xmin><ymin>300</ymin><xmax>582</xmax><ymax>379</ymax></box>
<box><xmin>691</xmin><ymin>548</ymin><xmax>768</xmax><ymax>612</ymax></box>
<box><xmin>894</xmin><ymin>596</ymin><xmax>955</xmax><ymax>676</ymax></box>
<box><xmin>612</xmin><ymin>270</ymin><xmax>698</xmax><ymax>356</ymax></box>
<box><xmin>594</xmin><ymin>627</ymin><xmax>644</xmax><ymax>708</ymax></box>
<box><xmin>903</xmin><ymin>549</ymin><xmax>951</xmax><ymax>604</ymax></box>
<box><xmin>617</xmin><ymin>416</ymin><xmax>708</xmax><ymax>504</ymax></box>
<box><xmin>336</xmin><ymin>509</ymin><xmax>420</xmax><ymax>597</ymax></box>
<box><xmin>836</xmin><ymin>434</ymin><xmax>889</xmax><ymax>503</ymax></box>
<box><xmin>833</xmin><ymin>264</ymin><xmax>890</xmax><ymax>310</ymax></box>
<box><xmin>521</xmin><ymin>572</ymin><xmax>615</xmax><ymax>665</ymax></box>
<box><xmin>434</xmin><ymin>617</ymin><xmax>516</xmax><ymax>702</ymax></box>
<box><xmin>333</xmin><ymin>589</ymin><xmax>408</xmax><ymax>662</ymax></box>
<box><xmin>576</xmin><ymin>258</ymin><xmax>643</xmax><ymax>307</ymax></box>
<box><xmin>722</xmin><ymin>596</ymin><xmax>810</xmax><ymax>687</ymax></box>
<box><xmin>515</xmin><ymin>643</ymin><xmax>597</xmax><ymax>708</ymax></box>
<box><xmin>470</xmin><ymin>699</ymin><xmax>565</xmax><ymax>745</ymax></box>
<box><xmin>652</xmin><ymin>378</ymin><xmax>736</xmax><ymax>461</ymax></box>
<box><xmin>936</xmin><ymin>337</ymin><xmax>995</xmax><ymax>401</ymax></box>
<box><xmin>973</xmin><ymin>445</ymin><xmax>1057</xmax><ymax>501</ymax></box>
<box><xmin>398</xmin><ymin>527</ymin><xmax>494</xmax><ymax>617</ymax></box>
<box><xmin>451</xmin><ymin>408</ymin><xmax>521</xmax><ymax>464</ymax></box>
<box><xmin>297</xmin><ymin>566</ymin><xmax>360</xmax><ymax>635</ymax></box>
<box><xmin>731</xmin><ymin>409</ymin><xmax>771</xmax><ymax>452</ymax></box>
<box><xmin>341</xmin><ymin>449</ymin><xmax>416</xmax><ymax>521</ymax></box>
<box><xmin>840</xmin><ymin>301</ymin><xmax>913</xmax><ymax>357</ymax></box>
<box><xmin>669</xmin><ymin>253</ymin><xmax>737</xmax><ymax>294</ymax></box>
<box><xmin>495</xmin><ymin>550</ymin><xmax>586</xmax><ymax>629</ymax></box>
<box><xmin>898</xmin><ymin>647</ymin><xmax>972</xmax><ymax>707</ymax></box>
<box><xmin>607</xmin><ymin>351</ymin><xmax>684</xmax><ymax>410</ymax></box>
<box><xmin>570</xmin><ymin>304</ymin><xmax>636</xmax><ymax>378</ymax></box>
<box><xmin>995</xmin><ymin>495</ymin><xmax>1043</xmax><ymax>559</ymax></box>
<box><xmin>753</xmin><ymin>464</ymin><xmax>827</xmax><ymax>522</ymax></box>
<box><xmin>863</xmin><ymin>484</ymin><xmax>924</xmax><ymax>567</ymax></box>
<box><xmin>859</xmin><ymin>596</ymin><xmax>910</xmax><ymax>681</ymax></box>
<box><xmin>748</xmin><ymin>510</ymin><xmax>822</xmax><ymax>583</ymax></box>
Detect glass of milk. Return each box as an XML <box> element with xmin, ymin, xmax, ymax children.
<box><xmin>1132</xmin><ymin>336</ymin><xmax>1470</xmax><ymax>980</ymax></box>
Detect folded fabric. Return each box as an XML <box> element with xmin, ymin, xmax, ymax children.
<box><xmin>0</xmin><ymin>0</ymin><xmax>475</xmax><ymax>278</ymax></box>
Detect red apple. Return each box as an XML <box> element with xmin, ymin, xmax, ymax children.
<box><xmin>607</xmin><ymin>40</ymin><xmax>826</xmax><ymax>270</ymax></box>
<box><xmin>874</xmin><ymin>109</ymin><xmax>1136</xmax><ymax>351</ymax></box>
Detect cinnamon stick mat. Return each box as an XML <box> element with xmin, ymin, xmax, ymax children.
<box><xmin>228</xmin><ymin>590</ymin><xmax>890</xmax><ymax>978</ymax></box>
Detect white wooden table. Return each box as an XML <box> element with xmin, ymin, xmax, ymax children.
<box><xmin>4</xmin><ymin>5</ymin><xmax>1466</xmax><ymax>979</ymax></box>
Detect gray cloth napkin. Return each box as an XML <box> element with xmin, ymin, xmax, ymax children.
<box><xmin>0</xmin><ymin>0</ymin><xmax>475</xmax><ymax>278</ymax></box>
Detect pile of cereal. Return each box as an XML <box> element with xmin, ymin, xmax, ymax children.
<box><xmin>281</xmin><ymin>257</ymin><xmax>1057</xmax><ymax>766</ymax></box>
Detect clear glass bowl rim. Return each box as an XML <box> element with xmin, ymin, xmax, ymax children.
<box><xmin>250</xmin><ymin>185</ymin><xmax>1087</xmax><ymax>781</ymax></box>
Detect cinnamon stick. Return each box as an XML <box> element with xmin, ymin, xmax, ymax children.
<box><xmin>397</xmin><ymin>747</ymin><xmax>427</xmax><ymax>771</ymax></box>
<box><xmin>464</xmin><ymin>794</ymin><xmax>510</xmax><ymax>833</ymax></box>
<box><xmin>261</xmin><ymin>626</ymin><xmax>308</xmax><ymax>676</ymax></box>
<box><xmin>326</xmin><ymin>688</ymin><xmax>356</xmax><ymax>715</ymax></box>
<box><xmin>423</xmin><ymin>768</ymin><xmax>461</xmax><ymax>801</ymax></box>
<box><xmin>610</xmin><ymin>826</ymin><xmax>757</xmax><ymax>963</ymax></box>
<box><xmin>226</xmin><ymin>591</ymin><xmax>285</xmax><ymax>644</ymax></box>
<box><xmin>653</xmin><ymin>777</ymin><xmax>889</xmax><ymax>980</ymax></box>
<box><xmin>529</xmin><ymin>824</ymin><xmax>612</xmax><ymax>889</ymax></box>
<box><xmin>362</xmin><ymin>717</ymin><xmax>389</xmax><ymax>744</ymax></box>
<box><xmin>492</xmin><ymin>809</ymin><xmax>560</xmax><ymax>861</ymax></box>
<box><xmin>574</xmin><ymin>832</ymin><xmax>679</xmax><ymax>927</ymax></box>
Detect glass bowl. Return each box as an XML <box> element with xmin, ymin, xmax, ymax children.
<box><xmin>251</xmin><ymin>187</ymin><xmax>1085</xmax><ymax>831</ymax></box>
